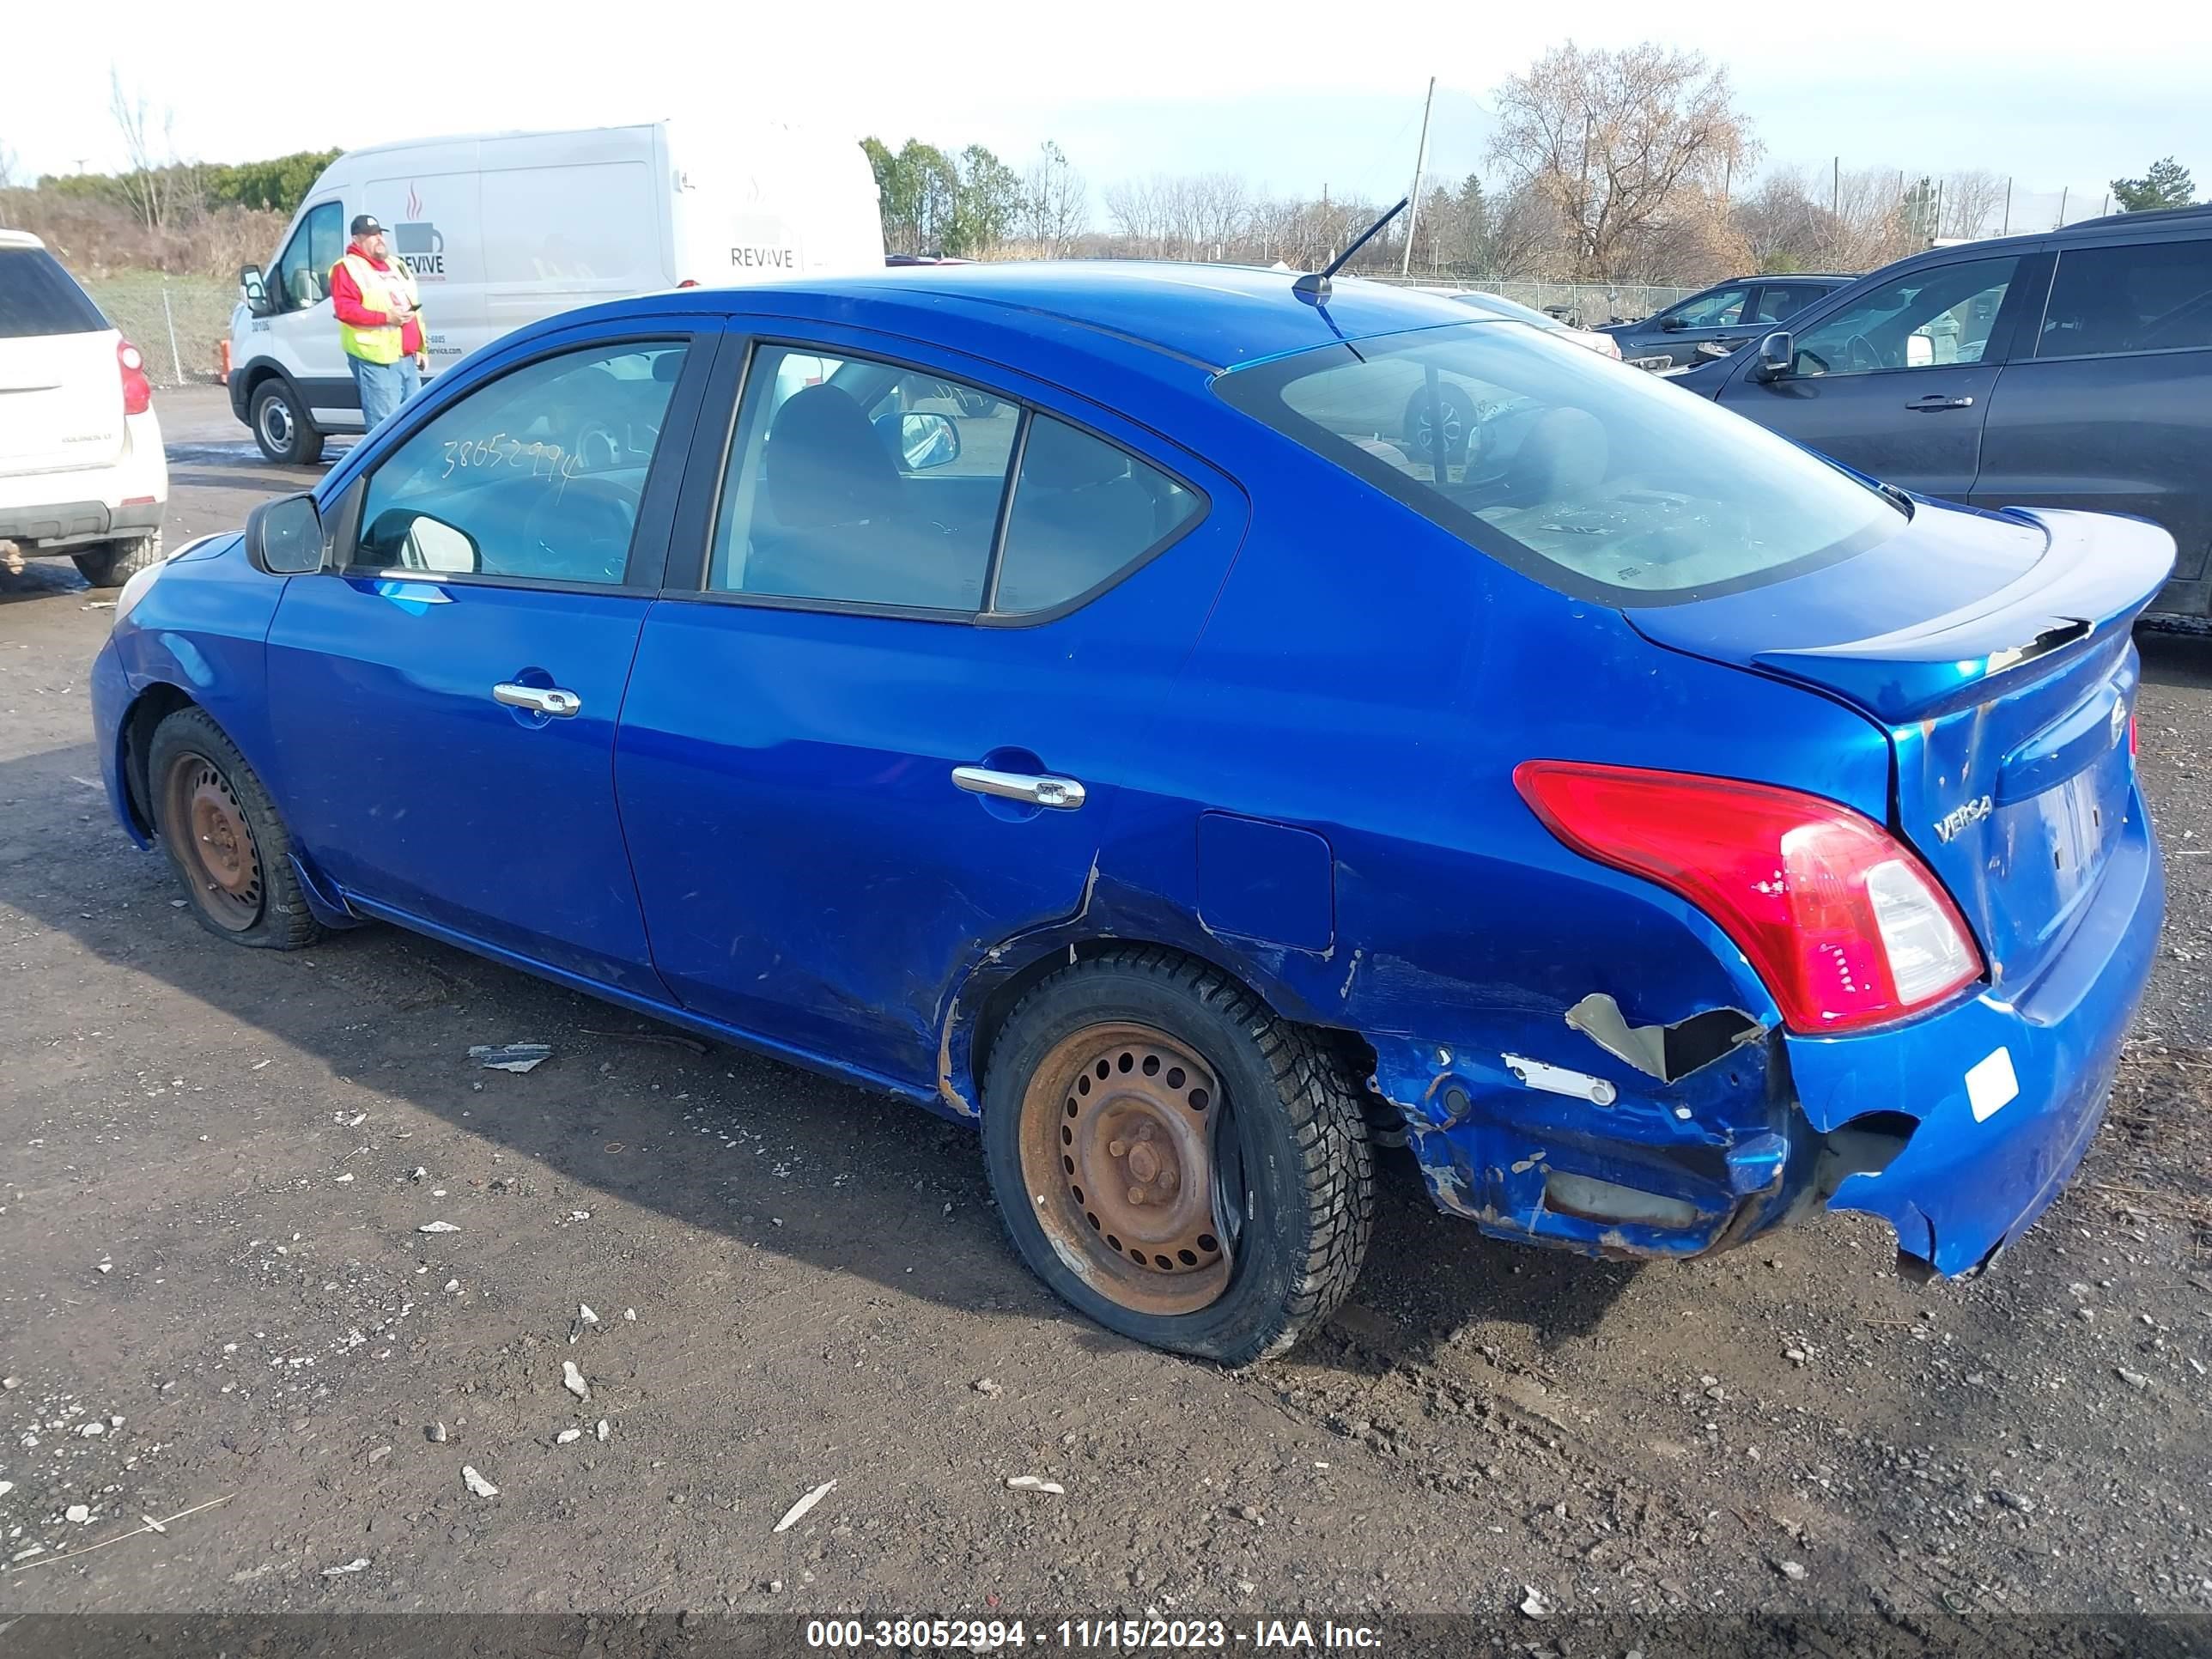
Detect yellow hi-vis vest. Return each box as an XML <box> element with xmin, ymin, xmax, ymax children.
<box><xmin>333</xmin><ymin>252</ymin><xmax>421</xmax><ymax>365</ymax></box>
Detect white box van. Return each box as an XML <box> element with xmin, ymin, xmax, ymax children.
<box><xmin>228</xmin><ymin>118</ymin><xmax>884</xmax><ymax>463</ymax></box>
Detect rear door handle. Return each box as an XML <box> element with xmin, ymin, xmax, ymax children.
<box><xmin>493</xmin><ymin>683</ymin><xmax>582</xmax><ymax>718</ymax></box>
<box><xmin>951</xmin><ymin>765</ymin><xmax>1087</xmax><ymax>811</ymax></box>
<box><xmin>1906</xmin><ymin>393</ymin><xmax>1976</xmax><ymax>410</ymax></box>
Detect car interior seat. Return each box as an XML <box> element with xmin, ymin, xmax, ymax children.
<box><xmin>1503</xmin><ymin>407</ymin><xmax>1608</xmax><ymax>507</ymax></box>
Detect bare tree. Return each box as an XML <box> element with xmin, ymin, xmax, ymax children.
<box><xmin>1939</xmin><ymin>169</ymin><xmax>2008</xmax><ymax>239</ymax></box>
<box><xmin>1184</xmin><ymin>173</ymin><xmax>1249</xmax><ymax>259</ymax></box>
<box><xmin>1019</xmin><ymin>141</ymin><xmax>1087</xmax><ymax>258</ymax></box>
<box><xmin>109</xmin><ymin>68</ymin><xmax>194</xmax><ymax>235</ymax></box>
<box><xmin>1103</xmin><ymin>175</ymin><xmax>1165</xmax><ymax>255</ymax></box>
<box><xmin>1487</xmin><ymin>41</ymin><xmax>1758</xmax><ymax>281</ymax></box>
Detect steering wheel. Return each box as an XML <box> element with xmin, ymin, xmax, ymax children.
<box><xmin>520</xmin><ymin>481</ymin><xmax>635</xmax><ymax>582</ymax></box>
<box><xmin>572</xmin><ymin>421</ymin><xmax>623</xmax><ymax>471</ymax></box>
<box><xmin>1845</xmin><ymin>332</ymin><xmax>1883</xmax><ymax>373</ymax></box>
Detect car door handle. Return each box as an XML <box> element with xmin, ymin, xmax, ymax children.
<box><xmin>1905</xmin><ymin>393</ymin><xmax>1975</xmax><ymax>410</ymax></box>
<box><xmin>492</xmin><ymin>683</ymin><xmax>582</xmax><ymax>718</ymax></box>
<box><xmin>951</xmin><ymin>765</ymin><xmax>1087</xmax><ymax>811</ymax></box>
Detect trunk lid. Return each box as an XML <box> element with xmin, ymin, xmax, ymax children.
<box><xmin>1630</xmin><ymin>502</ymin><xmax>2173</xmax><ymax>990</ymax></box>
<box><xmin>0</xmin><ymin>328</ymin><xmax>125</xmax><ymax>479</ymax></box>
<box><xmin>0</xmin><ymin>243</ymin><xmax>127</xmax><ymax>480</ymax></box>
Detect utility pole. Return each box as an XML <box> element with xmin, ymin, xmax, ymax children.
<box><xmin>1400</xmin><ymin>76</ymin><xmax>1436</xmax><ymax>278</ymax></box>
<box><xmin>2057</xmin><ymin>185</ymin><xmax>2069</xmax><ymax>227</ymax></box>
<box><xmin>1832</xmin><ymin>155</ymin><xmax>1839</xmax><ymax>215</ymax></box>
<box><xmin>2002</xmin><ymin>177</ymin><xmax>2012</xmax><ymax>235</ymax></box>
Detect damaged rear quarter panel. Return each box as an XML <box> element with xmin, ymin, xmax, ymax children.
<box><xmin>944</xmin><ymin>463</ymin><xmax>1899</xmax><ymax>1257</ymax></box>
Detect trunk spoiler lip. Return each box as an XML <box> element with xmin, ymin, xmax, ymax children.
<box><xmin>1745</xmin><ymin>508</ymin><xmax>2175</xmax><ymax>725</ymax></box>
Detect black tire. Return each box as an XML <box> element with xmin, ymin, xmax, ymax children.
<box><xmin>981</xmin><ymin>948</ymin><xmax>1373</xmax><ymax>1365</ymax></box>
<box><xmin>251</xmin><ymin>379</ymin><xmax>326</xmax><ymax>466</ymax></box>
<box><xmin>72</xmin><ymin>531</ymin><xmax>164</xmax><ymax>588</ymax></box>
<box><xmin>146</xmin><ymin>706</ymin><xmax>326</xmax><ymax>950</ymax></box>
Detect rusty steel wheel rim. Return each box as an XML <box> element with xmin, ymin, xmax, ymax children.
<box><xmin>164</xmin><ymin>752</ymin><xmax>263</xmax><ymax>933</ymax></box>
<box><xmin>1018</xmin><ymin>1022</ymin><xmax>1235</xmax><ymax>1317</ymax></box>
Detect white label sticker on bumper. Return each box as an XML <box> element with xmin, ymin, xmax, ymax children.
<box><xmin>1966</xmin><ymin>1047</ymin><xmax>2020</xmax><ymax>1123</ymax></box>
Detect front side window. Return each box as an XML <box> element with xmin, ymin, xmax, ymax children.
<box><xmin>1215</xmin><ymin>320</ymin><xmax>1902</xmax><ymax>604</ymax></box>
<box><xmin>2039</xmin><ymin>240</ymin><xmax>2212</xmax><ymax>359</ymax></box>
<box><xmin>1790</xmin><ymin>257</ymin><xmax>2019</xmax><ymax>376</ymax></box>
<box><xmin>1667</xmin><ymin>285</ymin><xmax>1752</xmax><ymax>329</ymax></box>
<box><xmin>271</xmin><ymin>202</ymin><xmax>345</xmax><ymax>313</ymax></box>
<box><xmin>351</xmin><ymin>342</ymin><xmax>688</xmax><ymax>585</ymax></box>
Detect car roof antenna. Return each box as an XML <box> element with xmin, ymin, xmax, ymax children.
<box><xmin>1294</xmin><ymin>198</ymin><xmax>1409</xmax><ymax>304</ymax></box>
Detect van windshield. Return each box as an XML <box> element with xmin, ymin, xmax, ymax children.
<box><xmin>1214</xmin><ymin>320</ymin><xmax>1904</xmax><ymax>605</ymax></box>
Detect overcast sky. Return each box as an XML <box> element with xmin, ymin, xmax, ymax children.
<box><xmin>9</xmin><ymin>0</ymin><xmax>2205</xmax><ymax>222</ymax></box>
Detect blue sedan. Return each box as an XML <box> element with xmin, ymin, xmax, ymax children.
<box><xmin>90</xmin><ymin>265</ymin><xmax>2168</xmax><ymax>1364</ymax></box>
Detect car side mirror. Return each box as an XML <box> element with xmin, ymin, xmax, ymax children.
<box><xmin>365</xmin><ymin>507</ymin><xmax>481</xmax><ymax>574</ymax></box>
<box><xmin>1751</xmin><ymin>330</ymin><xmax>1795</xmax><ymax>382</ymax></box>
<box><xmin>245</xmin><ymin>493</ymin><xmax>325</xmax><ymax>574</ymax></box>
<box><xmin>239</xmin><ymin>264</ymin><xmax>270</xmax><ymax>316</ymax></box>
<box><xmin>876</xmin><ymin>410</ymin><xmax>961</xmax><ymax>472</ymax></box>
<box><xmin>1659</xmin><ymin>314</ymin><xmax>1688</xmax><ymax>331</ymax></box>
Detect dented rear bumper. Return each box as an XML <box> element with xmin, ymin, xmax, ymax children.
<box><xmin>1788</xmin><ymin>783</ymin><xmax>2162</xmax><ymax>1274</ymax></box>
<box><xmin>1380</xmin><ymin>784</ymin><xmax>2161</xmax><ymax>1274</ymax></box>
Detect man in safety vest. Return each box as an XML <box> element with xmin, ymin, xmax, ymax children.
<box><xmin>329</xmin><ymin>214</ymin><xmax>427</xmax><ymax>430</ymax></box>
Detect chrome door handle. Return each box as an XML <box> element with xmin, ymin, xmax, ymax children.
<box><xmin>951</xmin><ymin>765</ymin><xmax>1087</xmax><ymax>811</ymax></box>
<box><xmin>493</xmin><ymin>683</ymin><xmax>582</xmax><ymax>718</ymax></box>
<box><xmin>1905</xmin><ymin>393</ymin><xmax>1975</xmax><ymax>410</ymax></box>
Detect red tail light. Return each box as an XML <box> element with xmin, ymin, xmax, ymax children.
<box><xmin>118</xmin><ymin>340</ymin><xmax>153</xmax><ymax>416</ymax></box>
<box><xmin>2129</xmin><ymin>713</ymin><xmax>2138</xmax><ymax>757</ymax></box>
<box><xmin>677</xmin><ymin>278</ymin><xmax>700</xmax><ymax>289</ymax></box>
<box><xmin>1514</xmin><ymin>762</ymin><xmax>1983</xmax><ymax>1034</ymax></box>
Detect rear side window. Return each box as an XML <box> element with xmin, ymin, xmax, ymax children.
<box><xmin>1216</xmin><ymin>320</ymin><xmax>1902</xmax><ymax>605</ymax></box>
<box><xmin>712</xmin><ymin>345</ymin><xmax>1017</xmax><ymax>610</ymax></box>
<box><xmin>994</xmin><ymin>417</ymin><xmax>1200</xmax><ymax>614</ymax></box>
<box><xmin>1753</xmin><ymin>284</ymin><xmax>1817</xmax><ymax>324</ymax></box>
<box><xmin>710</xmin><ymin>343</ymin><xmax>1202</xmax><ymax>618</ymax></box>
<box><xmin>0</xmin><ymin>247</ymin><xmax>108</xmax><ymax>339</ymax></box>
<box><xmin>2039</xmin><ymin>240</ymin><xmax>2212</xmax><ymax>359</ymax></box>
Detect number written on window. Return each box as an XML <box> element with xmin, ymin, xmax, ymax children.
<box><xmin>351</xmin><ymin>343</ymin><xmax>686</xmax><ymax>586</ymax></box>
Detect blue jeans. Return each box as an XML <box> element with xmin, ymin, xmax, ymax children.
<box><xmin>349</xmin><ymin>354</ymin><xmax>421</xmax><ymax>431</ymax></box>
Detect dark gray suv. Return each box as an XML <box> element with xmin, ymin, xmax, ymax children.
<box><xmin>1598</xmin><ymin>274</ymin><xmax>1851</xmax><ymax>369</ymax></box>
<box><xmin>1671</xmin><ymin>206</ymin><xmax>2212</xmax><ymax>619</ymax></box>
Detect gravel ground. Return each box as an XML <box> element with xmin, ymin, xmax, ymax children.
<box><xmin>2</xmin><ymin>392</ymin><xmax>2207</xmax><ymax>1646</ymax></box>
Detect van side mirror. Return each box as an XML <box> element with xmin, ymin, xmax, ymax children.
<box><xmin>1751</xmin><ymin>330</ymin><xmax>1795</xmax><ymax>382</ymax></box>
<box><xmin>239</xmin><ymin>264</ymin><xmax>270</xmax><ymax>315</ymax></box>
<box><xmin>246</xmin><ymin>493</ymin><xmax>325</xmax><ymax>574</ymax></box>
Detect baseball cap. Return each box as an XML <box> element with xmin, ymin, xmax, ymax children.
<box><xmin>350</xmin><ymin>214</ymin><xmax>386</xmax><ymax>237</ymax></box>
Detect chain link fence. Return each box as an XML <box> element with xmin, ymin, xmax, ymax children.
<box><xmin>1367</xmin><ymin>274</ymin><xmax>1696</xmax><ymax>327</ymax></box>
<box><xmin>84</xmin><ymin>273</ymin><xmax>234</xmax><ymax>386</ymax></box>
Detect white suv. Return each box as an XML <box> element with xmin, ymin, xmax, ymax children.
<box><xmin>0</xmin><ymin>231</ymin><xmax>169</xmax><ymax>586</ymax></box>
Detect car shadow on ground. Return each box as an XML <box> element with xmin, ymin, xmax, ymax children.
<box><xmin>1</xmin><ymin>735</ymin><xmax>1638</xmax><ymax>1375</ymax></box>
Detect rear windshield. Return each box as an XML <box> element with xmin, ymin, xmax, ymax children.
<box><xmin>1214</xmin><ymin>320</ymin><xmax>1904</xmax><ymax>605</ymax></box>
<box><xmin>0</xmin><ymin>247</ymin><xmax>109</xmax><ymax>339</ymax></box>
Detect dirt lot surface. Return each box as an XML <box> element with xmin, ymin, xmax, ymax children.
<box><xmin>3</xmin><ymin>388</ymin><xmax>2209</xmax><ymax>1649</ymax></box>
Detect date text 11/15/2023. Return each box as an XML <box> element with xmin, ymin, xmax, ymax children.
<box><xmin>804</xmin><ymin>1619</ymin><xmax>1386</xmax><ymax>1650</ymax></box>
